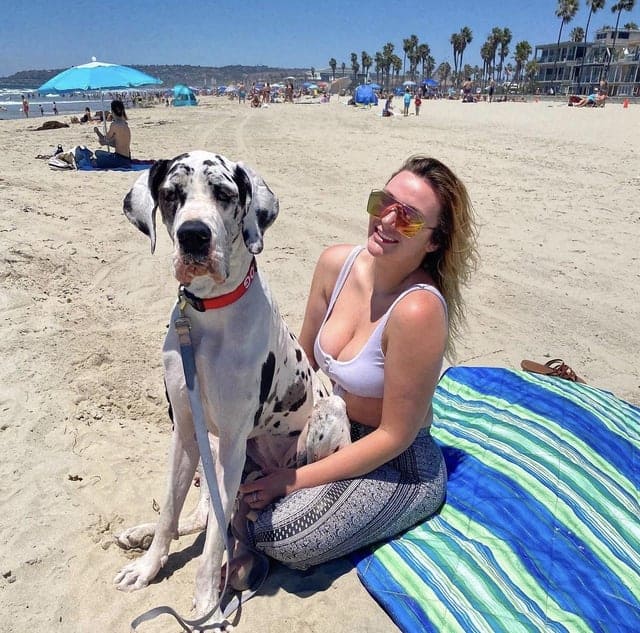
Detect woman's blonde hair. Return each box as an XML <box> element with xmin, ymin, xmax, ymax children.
<box><xmin>390</xmin><ymin>156</ymin><xmax>478</xmax><ymax>359</ymax></box>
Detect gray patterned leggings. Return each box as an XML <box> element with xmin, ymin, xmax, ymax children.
<box><xmin>247</xmin><ymin>423</ymin><xmax>447</xmax><ymax>569</ymax></box>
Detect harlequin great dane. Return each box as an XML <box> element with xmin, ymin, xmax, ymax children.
<box><xmin>114</xmin><ymin>151</ymin><xmax>350</xmax><ymax>627</ymax></box>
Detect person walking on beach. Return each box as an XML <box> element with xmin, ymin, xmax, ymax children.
<box><xmin>21</xmin><ymin>95</ymin><xmax>29</xmax><ymax>118</ymax></box>
<box><xmin>39</xmin><ymin>104</ymin><xmax>44</xmax><ymax>116</ymax></box>
<box><xmin>52</xmin><ymin>101</ymin><xmax>58</xmax><ymax>115</ymax></box>
<box><xmin>92</xmin><ymin>99</ymin><xmax>132</xmax><ymax>169</ymax></box>
<box><xmin>234</xmin><ymin>155</ymin><xmax>478</xmax><ymax>577</ymax></box>
<box><xmin>488</xmin><ymin>80</ymin><xmax>495</xmax><ymax>103</ymax></box>
<box><xmin>414</xmin><ymin>93</ymin><xmax>422</xmax><ymax>116</ymax></box>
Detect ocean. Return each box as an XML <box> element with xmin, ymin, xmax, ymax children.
<box><xmin>0</xmin><ymin>88</ymin><xmax>163</xmax><ymax>121</ymax></box>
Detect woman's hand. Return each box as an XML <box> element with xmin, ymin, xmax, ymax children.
<box><xmin>239</xmin><ymin>468</ymin><xmax>297</xmax><ymax>510</ymax></box>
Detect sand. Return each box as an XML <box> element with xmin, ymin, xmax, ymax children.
<box><xmin>1</xmin><ymin>94</ymin><xmax>638</xmax><ymax>632</ymax></box>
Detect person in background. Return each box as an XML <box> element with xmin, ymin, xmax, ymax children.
<box><xmin>52</xmin><ymin>101</ymin><xmax>58</xmax><ymax>115</ymax></box>
<box><xmin>92</xmin><ymin>99</ymin><xmax>132</xmax><ymax>169</ymax></box>
<box><xmin>22</xmin><ymin>95</ymin><xmax>30</xmax><ymax>118</ymax></box>
<box><xmin>414</xmin><ymin>92</ymin><xmax>422</xmax><ymax>116</ymax></box>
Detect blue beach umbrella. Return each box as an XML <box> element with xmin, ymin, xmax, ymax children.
<box><xmin>422</xmin><ymin>78</ymin><xmax>439</xmax><ymax>88</ymax></box>
<box><xmin>38</xmin><ymin>58</ymin><xmax>162</xmax><ymax>92</ymax></box>
<box><xmin>368</xmin><ymin>82</ymin><xmax>382</xmax><ymax>90</ymax></box>
<box><xmin>38</xmin><ymin>58</ymin><xmax>162</xmax><ymax>144</ymax></box>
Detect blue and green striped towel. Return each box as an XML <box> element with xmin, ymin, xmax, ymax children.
<box><xmin>354</xmin><ymin>366</ymin><xmax>639</xmax><ymax>632</ymax></box>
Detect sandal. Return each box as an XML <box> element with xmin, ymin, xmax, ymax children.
<box><xmin>520</xmin><ymin>358</ymin><xmax>586</xmax><ymax>384</ymax></box>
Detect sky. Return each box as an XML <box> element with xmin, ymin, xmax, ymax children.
<box><xmin>2</xmin><ymin>0</ymin><xmax>639</xmax><ymax>78</ymax></box>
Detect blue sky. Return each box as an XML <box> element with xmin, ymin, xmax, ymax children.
<box><xmin>2</xmin><ymin>0</ymin><xmax>639</xmax><ymax>77</ymax></box>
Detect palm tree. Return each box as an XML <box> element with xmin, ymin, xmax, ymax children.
<box><xmin>374</xmin><ymin>51</ymin><xmax>384</xmax><ymax>84</ymax></box>
<box><xmin>489</xmin><ymin>27</ymin><xmax>503</xmax><ymax>80</ymax></box>
<box><xmin>553</xmin><ymin>0</ymin><xmax>580</xmax><ymax>90</ymax></box>
<box><xmin>361</xmin><ymin>51</ymin><xmax>372</xmax><ymax>82</ymax></box>
<box><xmin>578</xmin><ymin>0</ymin><xmax>606</xmax><ymax>92</ymax></box>
<box><xmin>437</xmin><ymin>61</ymin><xmax>451</xmax><ymax>89</ymax></box>
<box><xmin>480</xmin><ymin>40</ymin><xmax>493</xmax><ymax>85</ymax></box>
<box><xmin>329</xmin><ymin>58</ymin><xmax>337</xmax><ymax>80</ymax></box>
<box><xmin>514</xmin><ymin>40</ymin><xmax>533</xmax><ymax>84</ymax></box>
<box><xmin>382</xmin><ymin>42</ymin><xmax>395</xmax><ymax>89</ymax></box>
<box><xmin>402</xmin><ymin>35</ymin><xmax>419</xmax><ymax>80</ymax></box>
<box><xmin>458</xmin><ymin>26</ymin><xmax>473</xmax><ymax>76</ymax></box>
<box><xmin>450</xmin><ymin>33</ymin><xmax>461</xmax><ymax>80</ymax></box>
<box><xmin>525</xmin><ymin>60</ymin><xmax>540</xmax><ymax>92</ymax></box>
<box><xmin>497</xmin><ymin>28</ymin><xmax>512</xmax><ymax>82</ymax></box>
<box><xmin>350</xmin><ymin>52</ymin><xmax>360</xmax><ymax>83</ymax></box>
<box><xmin>391</xmin><ymin>55</ymin><xmax>402</xmax><ymax>85</ymax></box>
<box><xmin>606</xmin><ymin>1</ymin><xmax>637</xmax><ymax>76</ymax></box>
<box><xmin>417</xmin><ymin>43</ymin><xmax>432</xmax><ymax>78</ymax></box>
<box><xmin>570</xmin><ymin>26</ymin><xmax>585</xmax><ymax>41</ymax></box>
<box><xmin>402</xmin><ymin>37</ymin><xmax>413</xmax><ymax>79</ymax></box>
<box><xmin>624</xmin><ymin>21</ymin><xmax>639</xmax><ymax>28</ymax></box>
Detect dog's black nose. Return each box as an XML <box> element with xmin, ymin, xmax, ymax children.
<box><xmin>177</xmin><ymin>221</ymin><xmax>211</xmax><ymax>256</ymax></box>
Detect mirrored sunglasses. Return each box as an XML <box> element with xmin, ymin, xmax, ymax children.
<box><xmin>366</xmin><ymin>190</ymin><xmax>436</xmax><ymax>238</ymax></box>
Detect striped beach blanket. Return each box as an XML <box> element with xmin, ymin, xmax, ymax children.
<box><xmin>354</xmin><ymin>366</ymin><xmax>639</xmax><ymax>632</ymax></box>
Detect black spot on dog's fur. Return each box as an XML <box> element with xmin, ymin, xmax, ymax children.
<box><xmin>295</xmin><ymin>349</ymin><xmax>302</xmax><ymax>363</ymax></box>
<box><xmin>259</xmin><ymin>352</ymin><xmax>276</xmax><ymax>405</ymax></box>
<box><xmin>288</xmin><ymin>430</ymin><xmax>302</xmax><ymax>438</ymax></box>
<box><xmin>253</xmin><ymin>405</ymin><xmax>263</xmax><ymax>427</ymax></box>
<box><xmin>233</xmin><ymin>164</ymin><xmax>251</xmax><ymax>210</ymax></box>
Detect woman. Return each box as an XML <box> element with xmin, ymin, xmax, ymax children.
<box><xmin>93</xmin><ymin>99</ymin><xmax>131</xmax><ymax>168</ymax></box>
<box><xmin>239</xmin><ymin>155</ymin><xmax>478</xmax><ymax>572</ymax></box>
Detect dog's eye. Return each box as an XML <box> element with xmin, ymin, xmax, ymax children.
<box><xmin>160</xmin><ymin>188</ymin><xmax>176</xmax><ymax>204</ymax></box>
<box><xmin>213</xmin><ymin>185</ymin><xmax>236</xmax><ymax>203</ymax></box>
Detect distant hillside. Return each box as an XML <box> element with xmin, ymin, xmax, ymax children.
<box><xmin>0</xmin><ymin>64</ymin><xmax>312</xmax><ymax>90</ymax></box>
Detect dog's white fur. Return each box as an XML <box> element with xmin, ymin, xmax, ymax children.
<box><xmin>114</xmin><ymin>151</ymin><xmax>350</xmax><ymax>626</ymax></box>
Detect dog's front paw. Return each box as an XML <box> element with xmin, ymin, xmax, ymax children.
<box><xmin>113</xmin><ymin>551</ymin><xmax>167</xmax><ymax>592</ymax></box>
<box><xmin>114</xmin><ymin>522</ymin><xmax>156</xmax><ymax>550</ymax></box>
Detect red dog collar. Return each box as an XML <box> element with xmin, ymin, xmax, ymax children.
<box><xmin>179</xmin><ymin>258</ymin><xmax>257</xmax><ymax>311</ymax></box>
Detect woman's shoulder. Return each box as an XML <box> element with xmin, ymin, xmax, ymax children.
<box><xmin>317</xmin><ymin>243</ymin><xmax>361</xmax><ymax>269</ymax></box>
<box><xmin>313</xmin><ymin>243</ymin><xmax>361</xmax><ymax>287</ymax></box>
<box><xmin>389</xmin><ymin>283</ymin><xmax>447</xmax><ymax>328</ymax></box>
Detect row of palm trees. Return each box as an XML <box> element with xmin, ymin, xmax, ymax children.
<box><xmin>326</xmin><ymin>0</ymin><xmax>637</xmax><ymax>92</ymax></box>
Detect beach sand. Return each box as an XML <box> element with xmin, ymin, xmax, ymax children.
<box><xmin>1</xmin><ymin>94</ymin><xmax>638</xmax><ymax>632</ymax></box>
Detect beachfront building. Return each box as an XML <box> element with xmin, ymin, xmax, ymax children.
<box><xmin>534</xmin><ymin>27</ymin><xmax>640</xmax><ymax>97</ymax></box>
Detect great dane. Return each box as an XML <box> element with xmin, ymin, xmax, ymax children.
<box><xmin>114</xmin><ymin>151</ymin><xmax>350</xmax><ymax>627</ymax></box>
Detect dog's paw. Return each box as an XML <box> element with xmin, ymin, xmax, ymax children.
<box><xmin>113</xmin><ymin>552</ymin><xmax>167</xmax><ymax>592</ymax></box>
<box><xmin>113</xmin><ymin>522</ymin><xmax>156</xmax><ymax>550</ymax></box>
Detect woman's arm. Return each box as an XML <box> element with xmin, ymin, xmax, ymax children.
<box><xmin>241</xmin><ymin>289</ymin><xmax>447</xmax><ymax>506</ymax></box>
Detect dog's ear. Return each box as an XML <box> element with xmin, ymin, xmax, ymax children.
<box><xmin>235</xmin><ymin>162</ymin><xmax>279</xmax><ymax>254</ymax></box>
<box><xmin>122</xmin><ymin>159</ymin><xmax>171</xmax><ymax>254</ymax></box>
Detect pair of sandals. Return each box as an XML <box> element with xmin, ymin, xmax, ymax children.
<box><xmin>521</xmin><ymin>358</ymin><xmax>586</xmax><ymax>384</ymax></box>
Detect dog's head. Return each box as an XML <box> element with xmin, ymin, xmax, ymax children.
<box><xmin>123</xmin><ymin>151</ymin><xmax>279</xmax><ymax>288</ymax></box>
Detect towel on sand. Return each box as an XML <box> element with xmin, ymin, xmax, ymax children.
<box><xmin>48</xmin><ymin>146</ymin><xmax>155</xmax><ymax>171</ymax></box>
<box><xmin>353</xmin><ymin>366</ymin><xmax>639</xmax><ymax>632</ymax></box>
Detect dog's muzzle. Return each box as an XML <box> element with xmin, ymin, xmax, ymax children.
<box><xmin>177</xmin><ymin>220</ymin><xmax>211</xmax><ymax>260</ymax></box>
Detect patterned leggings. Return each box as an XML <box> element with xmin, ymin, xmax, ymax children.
<box><xmin>247</xmin><ymin>423</ymin><xmax>447</xmax><ymax>570</ymax></box>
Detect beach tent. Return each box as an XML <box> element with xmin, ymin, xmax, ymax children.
<box><xmin>172</xmin><ymin>84</ymin><xmax>197</xmax><ymax>107</ymax></box>
<box><xmin>354</xmin><ymin>84</ymin><xmax>378</xmax><ymax>106</ymax></box>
